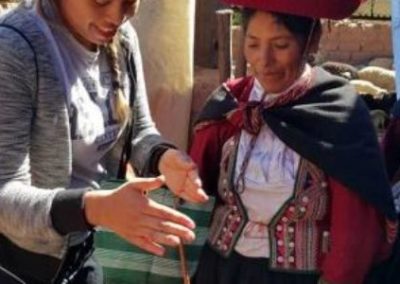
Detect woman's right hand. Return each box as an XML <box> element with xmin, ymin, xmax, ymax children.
<box><xmin>83</xmin><ymin>176</ymin><xmax>195</xmax><ymax>256</ymax></box>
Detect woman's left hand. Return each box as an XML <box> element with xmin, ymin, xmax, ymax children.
<box><xmin>158</xmin><ymin>149</ymin><xmax>208</xmax><ymax>203</ymax></box>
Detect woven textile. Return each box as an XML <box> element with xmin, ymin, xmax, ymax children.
<box><xmin>94</xmin><ymin>180</ymin><xmax>214</xmax><ymax>284</ymax></box>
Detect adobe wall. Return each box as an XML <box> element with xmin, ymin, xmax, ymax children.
<box><xmin>319</xmin><ymin>19</ymin><xmax>393</xmax><ymax>66</ymax></box>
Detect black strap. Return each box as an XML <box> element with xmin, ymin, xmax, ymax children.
<box><xmin>117</xmin><ymin>48</ymin><xmax>137</xmax><ymax>179</ymax></box>
<box><xmin>0</xmin><ymin>24</ymin><xmax>39</xmax><ymax>102</ymax></box>
<box><xmin>0</xmin><ymin>265</ymin><xmax>25</xmax><ymax>284</ymax></box>
<box><xmin>52</xmin><ymin>234</ymin><xmax>95</xmax><ymax>284</ymax></box>
<box><xmin>0</xmin><ymin>233</ymin><xmax>94</xmax><ymax>284</ymax></box>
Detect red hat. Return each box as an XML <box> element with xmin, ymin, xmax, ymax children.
<box><xmin>222</xmin><ymin>0</ymin><xmax>362</xmax><ymax>19</ymax></box>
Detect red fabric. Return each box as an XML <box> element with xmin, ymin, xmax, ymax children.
<box><xmin>190</xmin><ymin>77</ymin><xmax>391</xmax><ymax>281</ymax></box>
<box><xmin>190</xmin><ymin>77</ymin><xmax>253</xmax><ymax>194</ymax></box>
<box><xmin>321</xmin><ymin>178</ymin><xmax>391</xmax><ymax>284</ymax></box>
<box><xmin>190</xmin><ymin>121</ymin><xmax>237</xmax><ymax>195</ymax></box>
<box><xmin>222</xmin><ymin>0</ymin><xmax>362</xmax><ymax>19</ymax></box>
<box><xmin>190</xmin><ymin>118</ymin><xmax>390</xmax><ymax>282</ymax></box>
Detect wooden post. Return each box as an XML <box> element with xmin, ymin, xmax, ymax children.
<box><xmin>195</xmin><ymin>0</ymin><xmax>224</xmax><ymax>68</ymax></box>
<box><xmin>233</xmin><ymin>26</ymin><xmax>247</xmax><ymax>78</ymax></box>
<box><xmin>216</xmin><ymin>9</ymin><xmax>233</xmax><ymax>83</ymax></box>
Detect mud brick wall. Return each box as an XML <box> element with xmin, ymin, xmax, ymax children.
<box><xmin>319</xmin><ymin>19</ymin><xmax>392</xmax><ymax>66</ymax></box>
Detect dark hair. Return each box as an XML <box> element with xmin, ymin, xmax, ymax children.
<box><xmin>241</xmin><ymin>8</ymin><xmax>321</xmax><ymax>51</ymax></box>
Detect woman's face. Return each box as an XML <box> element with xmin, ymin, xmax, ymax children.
<box><xmin>57</xmin><ymin>0</ymin><xmax>139</xmax><ymax>50</ymax></box>
<box><xmin>244</xmin><ymin>11</ymin><xmax>304</xmax><ymax>93</ymax></box>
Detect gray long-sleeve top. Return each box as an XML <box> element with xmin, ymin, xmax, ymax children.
<box><xmin>0</xmin><ymin>1</ymin><xmax>171</xmax><ymax>258</ymax></box>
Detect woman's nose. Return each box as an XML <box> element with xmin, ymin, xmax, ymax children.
<box><xmin>260</xmin><ymin>46</ymin><xmax>274</xmax><ymax>66</ymax></box>
<box><xmin>105</xmin><ymin>3</ymin><xmax>125</xmax><ymax>27</ymax></box>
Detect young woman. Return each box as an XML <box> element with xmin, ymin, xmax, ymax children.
<box><xmin>190</xmin><ymin>1</ymin><xmax>397</xmax><ymax>283</ymax></box>
<box><xmin>0</xmin><ymin>0</ymin><xmax>207</xmax><ymax>283</ymax></box>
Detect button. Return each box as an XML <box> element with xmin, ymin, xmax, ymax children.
<box><xmin>289</xmin><ymin>256</ymin><xmax>295</xmax><ymax>263</ymax></box>
<box><xmin>289</xmin><ymin>206</ymin><xmax>295</xmax><ymax>212</ymax></box>
<box><xmin>288</xmin><ymin>227</ymin><xmax>294</xmax><ymax>233</ymax></box>
<box><xmin>277</xmin><ymin>256</ymin><xmax>284</xmax><ymax>263</ymax></box>
<box><xmin>228</xmin><ymin>214</ymin><xmax>233</xmax><ymax>220</ymax></box>
<box><xmin>323</xmin><ymin>231</ymin><xmax>329</xmax><ymax>237</ymax></box>
<box><xmin>236</xmin><ymin>217</ymin><xmax>241</xmax><ymax>222</ymax></box>
<box><xmin>222</xmin><ymin>227</ymin><xmax>227</xmax><ymax>232</ymax></box>
<box><xmin>276</xmin><ymin>225</ymin><xmax>283</xmax><ymax>232</ymax></box>
<box><xmin>222</xmin><ymin>245</ymin><xmax>228</xmax><ymax>251</ymax></box>
<box><xmin>228</xmin><ymin>192</ymin><xmax>234</xmax><ymax>198</ymax></box>
<box><xmin>282</xmin><ymin>217</ymin><xmax>288</xmax><ymax>223</ymax></box>
<box><xmin>321</xmin><ymin>182</ymin><xmax>328</xmax><ymax>188</ymax></box>
<box><xmin>217</xmin><ymin>240</ymin><xmax>222</xmax><ymax>246</ymax></box>
<box><xmin>223</xmin><ymin>179</ymin><xmax>228</xmax><ymax>185</ymax></box>
<box><xmin>228</xmin><ymin>231</ymin><xmax>233</xmax><ymax>237</ymax></box>
<box><xmin>232</xmin><ymin>206</ymin><xmax>238</xmax><ymax>211</ymax></box>
<box><xmin>289</xmin><ymin>242</ymin><xmax>295</xmax><ymax>248</ymax></box>
<box><xmin>302</xmin><ymin>196</ymin><xmax>309</xmax><ymax>203</ymax></box>
<box><xmin>300</xmin><ymin>207</ymin><xmax>306</xmax><ymax>213</ymax></box>
<box><xmin>277</xmin><ymin>240</ymin><xmax>284</xmax><ymax>246</ymax></box>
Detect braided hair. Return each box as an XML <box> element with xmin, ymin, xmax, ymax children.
<box><xmin>105</xmin><ymin>36</ymin><xmax>131</xmax><ymax>125</ymax></box>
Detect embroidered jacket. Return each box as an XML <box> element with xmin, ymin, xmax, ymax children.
<box><xmin>190</xmin><ymin>70</ymin><xmax>395</xmax><ymax>284</ymax></box>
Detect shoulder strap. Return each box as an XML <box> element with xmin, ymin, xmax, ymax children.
<box><xmin>0</xmin><ymin>265</ymin><xmax>25</xmax><ymax>284</ymax></box>
<box><xmin>0</xmin><ymin>23</ymin><xmax>39</xmax><ymax>100</ymax></box>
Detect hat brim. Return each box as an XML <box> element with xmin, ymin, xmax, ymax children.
<box><xmin>222</xmin><ymin>0</ymin><xmax>362</xmax><ymax>20</ymax></box>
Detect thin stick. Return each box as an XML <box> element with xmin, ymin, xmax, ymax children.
<box><xmin>174</xmin><ymin>198</ymin><xmax>191</xmax><ymax>284</ymax></box>
<box><xmin>178</xmin><ymin>241</ymin><xmax>191</xmax><ymax>284</ymax></box>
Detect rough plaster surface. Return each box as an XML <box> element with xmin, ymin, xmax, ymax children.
<box><xmin>131</xmin><ymin>0</ymin><xmax>195</xmax><ymax>150</ymax></box>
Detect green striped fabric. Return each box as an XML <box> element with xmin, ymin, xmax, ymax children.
<box><xmin>94</xmin><ymin>180</ymin><xmax>214</xmax><ymax>284</ymax></box>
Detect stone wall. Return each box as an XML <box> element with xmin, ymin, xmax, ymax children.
<box><xmin>319</xmin><ymin>19</ymin><xmax>393</xmax><ymax>66</ymax></box>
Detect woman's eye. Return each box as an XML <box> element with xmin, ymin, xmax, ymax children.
<box><xmin>95</xmin><ymin>0</ymin><xmax>111</xmax><ymax>6</ymax></box>
<box><xmin>274</xmin><ymin>42</ymin><xmax>290</xmax><ymax>49</ymax></box>
<box><xmin>246</xmin><ymin>41</ymin><xmax>259</xmax><ymax>49</ymax></box>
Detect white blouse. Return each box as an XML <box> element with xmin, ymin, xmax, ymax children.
<box><xmin>234</xmin><ymin>78</ymin><xmax>301</xmax><ymax>258</ymax></box>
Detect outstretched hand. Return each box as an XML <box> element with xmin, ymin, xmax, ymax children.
<box><xmin>158</xmin><ymin>149</ymin><xmax>208</xmax><ymax>203</ymax></box>
<box><xmin>84</xmin><ymin>177</ymin><xmax>196</xmax><ymax>256</ymax></box>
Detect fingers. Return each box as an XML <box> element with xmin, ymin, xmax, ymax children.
<box><xmin>144</xmin><ymin>199</ymin><xmax>196</xmax><ymax>230</ymax></box>
<box><xmin>188</xmin><ymin>169</ymin><xmax>202</xmax><ymax>188</ymax></box>
<box><xmin>128</xmin><ymin>228</ymin><xmax>186</xmax><ymax>256</ymax></box>
<box><xmin>172</xmin><ymin>169</ymin><xmax>208</xmax><ymax>203</ymax></box>
<box><xmin>122</xmin><ymin>217</ymin><xmax>194</xmax><ymax>256</ymax></box>
<box><xmin>140</xmin><ymin>228</ymin><xmax>182</xmax><ymax>247</ymax></box>
<box><xmin>140</xmin><ymin>215</ymin><xmax>195</xmax><ymax>242</ymax></box>
<box><xmin>130</xmin><ymin>236</ymin><xmax>165</xmax><ymax>256</ymax></box>
<box><xmin>122</xmin><ymin>176</ymin><xmax>165</xmax><ymax>194</ymax></box>
<box><xmin>182</xmin><ymin>170</ymin><xmax>208</xmax><ymax>203</ymax></box>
